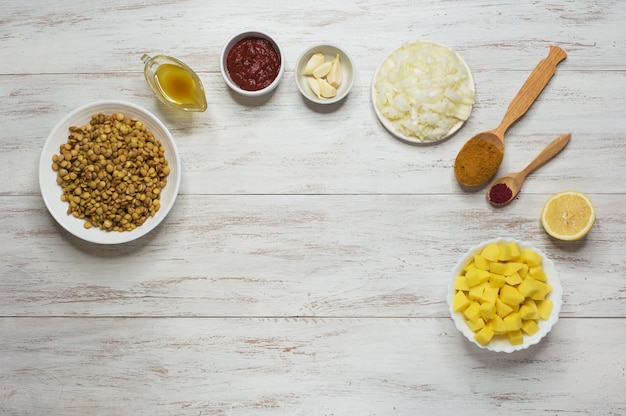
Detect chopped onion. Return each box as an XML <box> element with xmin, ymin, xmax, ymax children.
<box><xmin>373</xmin><ymin>41</ymin><xmax>475</xmax><ymax>142</ymax></box>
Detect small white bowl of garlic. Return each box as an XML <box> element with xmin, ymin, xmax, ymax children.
<box><xmin>295</xmin><ymin>44</ymin><xmax>354</xmax><ymax>105</ymax></box>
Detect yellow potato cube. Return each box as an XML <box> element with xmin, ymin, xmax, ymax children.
<box><xmin>463</xmin><ymin>301</ymin><xmax>481</xmax><ymax>322</ymax></box>
<box><xmin>465</xmin><ymin>268</ymin><xmax>491</xmax><ymax>287</ymax></box>
<box><xmin>491</xmin><ymin>314</ymin><xmax>507</xmax><ymax>334</ymax></box>
<box><xmin>454</xmin><ymin>275</ymin><xmax>470</xmax><ymax>291</ymax></box>
<box><xmin>480</xmin><ymin>286</ymin><xmax>499</xmax><ymax>304</ymax></box>
<box><xmin>473</xmin><ymin>254</ymin><xmax>490</xmax><ymax>271</ymax></box>
<box><xmin>522</xmin><ymin>248</ymin><xmax>543</xmax><ymax>267</ymax></box>
<box><xmin>505</xmin><ymin>272</ymin><xmax>523</xmax><ymax>286</ymax></box>
<box><xmin>519</xmin><ymin>299</ymin><xmax>540</xmax><ymax>320</ymax></box>
<box><xmin>530</xmin><ymin>281</ymin><xmax>552</xmax><ymax>301</ymax></box>
<box><xmin>507</xmin><ymin>329</ymin><xmax>524</xmax><ymax>346</ymax></box>
<box><xmin>452</xmin><ymin>290</ymin><xmax>471</xmax><ymax>312</ymax></box>
<box><xmin>507</xmin><ymin>242</ymin><xmax>522</xmax><ymax>261</ymax></box>
<box><xmin>498</xmin><ymin>243</ymin><xmax>512</xmax><ymax>261</ymax></box>
<box><xmin>537</xmin><ymin>300</ymin><xmax>554</xmax><ymax>320</ymax></box>
<box><xmin>489</xmin><ymin>273</ymin><xmax>506</xmax><ymax>288</ymax></box>
<box><xmin>500</xmin><ymin>284</ymin><xmax>525</xmax><ymax>306</ymax></box>
<box><xmin>489</xmin><ymin>261</ymin><xmax>507</xmax><ymax>275</ymax></box>
<box><xmin>474</xmin><ymin>326</ymin><xmax>494</xmax><ymax>346</ymax></box>
<box><xmin>521</xmin><ymin>319</ymin><xmax>540</xmax><ymax>336</ymax></box>
<box><xmin>503</xmin><ymin>312</ymin><xmax>523</xmax><ymax>331</ymax></box>
<box><xmin>469</xmin><ymin>282</ymin><xmax>489</xmax><ymax>301</ymax></box>
<box><xmin>496</xmin><ymin>298</ymin><xmax>514</xmax><ymax>318</ymax></box>
<box><xmin>518</xmin><ymin>263</ymin><xmax>529</xmax><ymax>278</ymax></box>
<box><xmin>463</xmin><ymin>261</ymin><xmax>476</xmax><ymax>272</ymax></box>
<box><xmin>503</xmin><ymin>262</ymin><xmax>524</xmax><ymax>276</ymax></box>
<box><xmin>479</xmin><ymin>301</ymin><xmax>496</xmax><ymax>321</ymax></box>
<box><xmin>529</xmin><ymin>266</ymin><xmax>547</xmax><ymax>282</ymax></box>
<box><xmin>518</xmin><ymin>278</ymin><xmax>541</xmax><ymax>298</ymax></box>
<box><xmin>466</xmin><ymin>317</ymin><xmax>485</xmax><ymax>332</ymax></box>
<box><xmin>480</xmin><ymin>243</ymin><xmax>500</xmax><ymax>262</ymax></box>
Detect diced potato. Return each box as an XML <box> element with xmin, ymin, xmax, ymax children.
<box><xmin>496</xmin><ymin>298</ymin><xmax>514</xmax><ymax>318</ymax></box>
<box><xmin>523</xmin><ymin>248</ymin><xmax>543</xmax><ymax>267</ymax></box>
<box><xmin>489</xmin><ymin>273</ymin><xmax>506</xmax><ymax>288</ymax></box>
<box><xmin>519</xmin><ymin>299</ymin><xmax>540</xmax><ymax>320</ymax></box>
<box><xmin>474</xmin><ymin>326</ymin><xmax>494</xmax><ymax>346</ymax></box>
<box><xmin>469</xmin><ymin>281</ymin><xmax>489</xmax><ymax>301</ymax></box>
<box><xmin>452</xmin><ymin>290</ymin><xmax>471</xmax><ymax>312</ymax></box>
<box><xmin>491</xmin><ymin>314</ymin><xmax>507</xmax><ymax>334</ymax></box>
<box><xmin>507</xmin><ymin>329</ymin><xmax>524</xmax><ymax>346</ymax></box>
<box><xmin>489</xmin><ymin>261</ymin><xmax>507</xmax><ymax>275</ymax></box>
<box><xmin>537</xmin><ymin>300</ymin><xmax>553</xmax><ymax>320</ymax></box>
<box><xmin>465</xmin><ymin>268</ymin><xmax>491</xmax><ymax>287</ymax></box>
<box><xmin>518</xmin><ymin>278</ymin><xmax>541</xmax><ymax>298</ymax></box>
<box><xmin>454</xmin><ymin>275</ymin><xmax>470</xmax><ymax>291</ymax></box>
<box><xmin>466</xmin><ymin>317</ymin><xmax>485</xmax><ymax>332</ymax></box>
<box><xmin>480</xmin><ymin>286</ymin><xmax>499</xmax><ymax>304</ymax></box>
<box><xmin>500</xmin><ymin>284</ymin><xmax>525</xmax><ymax>306</ymax></box>
<box><xmin>503</xmin><ymin>262</ymin><xmax>524</xmax><ymax>276</ymax></box>
<box><xmin>505</xmin><ymin>272</ymin><xmax>523</xmax><ymax>286</ymax></box>
<box><xmin>473</xmin><ymin>254</ymin><xmax>490</xmax><ymax>271</ymax></box>
<box><xmin>503</xmin><ymin>312</ymin><xmax>523</xmax><ymax>331</ymax></box>
<box><xmin>530</xmin><ymin>281</ymin><xmax>552</xmax><ymax>301</ymax></box>
<box><xmin>479</xmin><ymin>301</ymin><xmax>496</xmax><ymax>321</ymax></box>
<box><xmin>463</xmin><ymin>301</ymin><xmax>481</xmax><ymax>322</ymax></box>
<box><xmin>480</xmin><ymin>243</ymin><xmax>500</xmax><ymax>262</ymax></box>
<box><xmin>521</xmin><ymin>319</ymin><xmax>540</xmax><ymax>336</ymax></box>
<box><xmin>529</xmin><ymin>266</ymin><xmax>547</xmax><ymax>282</ymax></box>
<box><xmin>507</xmin><ymin>242</ymin><xmax>522</xmax><ymax>261</ymax></box>
<box><xmin>518</xmin><ymin>263</ymin><xmax>529</xmax><ymax>278</ymax></box>
<box><xmin>498</xmin><ymin>243</ymin><xmax>512</xmax><ymax>261</ymax></box>
<box><xmin>463</xmin><ymin>261</ymin><xmax>476</xmax><ymax>272</ymax></box>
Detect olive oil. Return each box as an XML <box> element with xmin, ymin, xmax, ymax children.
<box><xmin>142</xmin><ymin>54</ymin><xmax>207</xmax><ymax>112</ymax></box>
<box><xmin>154</xmin><ymin>64</ymin><xmax>198</xmax><ymax>106</ymax></box>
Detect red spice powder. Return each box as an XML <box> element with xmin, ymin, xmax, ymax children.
<box><xmin>489</xmin><ymin>183</ymin><xmax>513</xmax><ymax>204</ymax></box>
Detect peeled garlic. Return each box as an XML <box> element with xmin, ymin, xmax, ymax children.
<box><xmin>318</xmin><ymin>78</ymin><xmax>337</xmax><ymax>98</ymax></box>
<box><xmin>326</xmin><ymin>54</ymin><xmax>342</xmax><ymax>88</ymax></box>
<box><xmin>312</xmin><ymin>61</ymin><xmax>332</xmax><ymax>79</ymax></box>
<box><xmin>303</xmin><ymin>53</ymin><xmax>325</xmax><ymax>75</ymax></box>
<box><xmin>307</xmin><ymin>77</ymin><xmax>322</xmax><ymax>98</ymax></box>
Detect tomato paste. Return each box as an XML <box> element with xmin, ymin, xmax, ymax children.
<box><xmin>226</xmin><ymin>37</ymin><xmax>281</xmax><ymax>91</ymax></box>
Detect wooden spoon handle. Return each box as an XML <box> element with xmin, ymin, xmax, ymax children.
<box><xmin>520</xmin><ymin>133</ymin><xmax>571</xmax><ymax>179</ymax></box>
<box><xmin>493</xmin><ymin>46</ymin><xmax>567</xmax><ymax>137</ymax></box>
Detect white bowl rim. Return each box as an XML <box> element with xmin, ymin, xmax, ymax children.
<box><xmin>38</xmin><ymin>100</ymin><xmax>181</xmax><ymax>244</ymax></box>
<box><xmin>220</xmin><ymin>30</ymin><xmax>285</xmax><ymax>97</ymax></box>
<box><xmin>447</xmin><ymin>237</ymin><xmax>563</xmax><ymax>353</ymax></box>
<box><xmin>295</xmin><ymin>43</ymin><xmax>355</xmax><ymax>105</ymax></box>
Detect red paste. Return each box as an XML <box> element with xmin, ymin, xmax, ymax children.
<box><xmin>226</xmin><ymin>37</ymin><xmax>281</xmax><ymax>91</ymax></box>
<box><xmin>489</xmin><ymin>183</ymin><xmax>513</xmax><ymax>205</ymax></box>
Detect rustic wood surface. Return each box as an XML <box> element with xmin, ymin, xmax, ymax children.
<box><xmin>1</xmin><ymin>1</ymin><xmax>625</xmax><ymax>415</ymax></box>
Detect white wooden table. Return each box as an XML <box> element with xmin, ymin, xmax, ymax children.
<box><xmin>1</xmin><ymin>1</ymin><xmax>625</xmax><ymax>414</ymax></box>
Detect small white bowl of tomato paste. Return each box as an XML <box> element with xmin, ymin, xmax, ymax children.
<box><xmin>220</xmin><ymin>31</ymin><xmax>284</xmax><ymax>97</ymax></box>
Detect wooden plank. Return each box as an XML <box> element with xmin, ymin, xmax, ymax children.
<box><xmin>1</xmin><ymin>194</ymin><xmax>623</xmax><ymax>317</ymax></box>
<box><xmin>1</xmin><ymin>317</ymin><xmax>624</xmax><ymax>415</ymax></box>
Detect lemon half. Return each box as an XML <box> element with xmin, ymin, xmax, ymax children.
<box><xmin>541</xmin><ymin>191</ymin><xmax>596</xmax><ymax>241</ymax></box>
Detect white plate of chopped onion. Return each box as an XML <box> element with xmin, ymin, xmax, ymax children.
<box><xmin>372</xmin><ymin>40</ymin><xmax>475</xmax><ymax>144</ymax></box>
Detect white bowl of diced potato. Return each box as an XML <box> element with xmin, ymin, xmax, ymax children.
<box><xmin>447</xmin><ymin>238</ymin><xmax>562</xmax><ymax>353</ymax></box>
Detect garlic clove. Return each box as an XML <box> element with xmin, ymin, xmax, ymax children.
<box><xmin>307</xmin><ymin>76</ymin><xmax>322</xmax><ymax>98</ymax></box>
<box><xmin>326</xmin><ymin>54</ymin><xmax>342</xmax><ymax>88</ymax></box>
<box><xmin>312</xmin><ymin>61</ymin><xmax>332</xmax><ymax>79</ymax></box>
<box><xmin>318</xmin><ymin>78</ymin><xmax>337</xmax><ymax>98</ymax></box>
<box><xmin>303</xmin><ymin>53</ymin><xmax>325</xmax><ymax>75</ymax></box>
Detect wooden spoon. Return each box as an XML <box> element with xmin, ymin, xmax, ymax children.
<box><xmin>454</xmin><ymin>46</ymin><xmax>567</xmax><ymax>187</ymax></box>
<box><xmin>487</xmin><ymin>133</ymin><xmax>571</xmax><ymax>206</ymax></box>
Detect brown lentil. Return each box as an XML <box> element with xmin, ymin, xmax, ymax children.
<box><xmin>51</xmin><ymin>112</ymin><xmax>170</xmax><ymax>232</ymax></box>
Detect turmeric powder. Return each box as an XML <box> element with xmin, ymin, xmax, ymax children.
<box><xmin>454</xmin><ymin>138</ymin><xmax>503</xmax><ymax>186</ymax></box>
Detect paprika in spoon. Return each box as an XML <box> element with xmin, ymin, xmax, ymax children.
<box><xmin>488</xmin><ymin>133</ymin><xmax>571</xmax><ymax>206</ymax></box>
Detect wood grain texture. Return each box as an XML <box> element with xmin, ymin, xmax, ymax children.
<box><xmin>1</xmin><ymin>0</ymin><xmax>625</xmax><ymax>414</ymax></box>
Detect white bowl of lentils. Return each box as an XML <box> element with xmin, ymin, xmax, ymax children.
<box><xmin>39</xmin><ymin>101</ymin><xmax>181</xmax><ymax>244</ymax></box>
